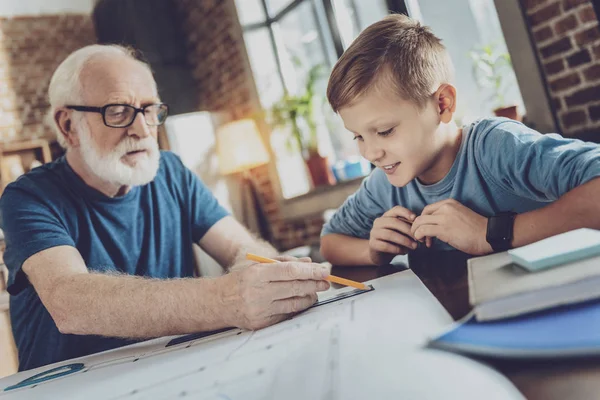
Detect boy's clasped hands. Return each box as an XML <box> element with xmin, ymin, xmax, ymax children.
<box><xmin>369</xmin><ymin>199</ymin><xmax>494</xmax><ymax>265</ymax></box>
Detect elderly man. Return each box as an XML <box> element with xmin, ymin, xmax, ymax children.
<box><xmin>0</xmin><ymin>44</ymin><xmax>330</xmax><ymax>371</ymax></box>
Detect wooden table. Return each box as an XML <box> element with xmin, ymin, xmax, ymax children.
<box><xmin>332</xmin><ymin>250</ymin><xmax>600</xmax><ymax>400</ymax></box>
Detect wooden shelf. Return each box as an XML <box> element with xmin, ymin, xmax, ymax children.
<box><xmin>0</xmin><ymin>138</ymin><xmax>52</xmax><ymax>193</ymax></box>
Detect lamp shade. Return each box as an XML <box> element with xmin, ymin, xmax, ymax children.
<box><xmin>216</xmin><ymin>119</ymin><xmax>271</xmax><ymax>175</ymax></box>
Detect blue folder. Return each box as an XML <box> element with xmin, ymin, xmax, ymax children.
<box><xmin>428</xmin><ymin>299</ymin><xmax>600</xmax><ymax>359</ymax></box>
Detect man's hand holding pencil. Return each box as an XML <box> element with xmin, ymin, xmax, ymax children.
<box><xmin>219</xmin><ymin>256</ymin><xmax>331</xmax><ymax>330</ymax></box>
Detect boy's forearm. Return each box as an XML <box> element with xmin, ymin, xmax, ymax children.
<box><xmin>320</xmin><ymin>234</ymin><xmax>374</xmax><ymax>266</ymax></box>
<box><xmin>50</xmin><ymin>273</ymin><xmax>230</xmax><ymax>338</ymax></box>
<box><xmin>512</xmin><ymin>177</ymin><xmax>600</xmax><ymax>248</ymax></box>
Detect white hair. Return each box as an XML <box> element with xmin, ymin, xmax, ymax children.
<box><xmin>47</xmin><ymin>44</ymin><xmax>155</xmax><ymax>149</ymax></box>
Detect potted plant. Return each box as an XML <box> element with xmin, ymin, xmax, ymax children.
<box><xmin>269</xmin><ymin>63</ymin><xmax>335</xmax><ymax>187</ymax></box>
<box><xmin>469</xmin><ymin>43</ymin><xmax>520</xmax><ymax>120</ymax></box>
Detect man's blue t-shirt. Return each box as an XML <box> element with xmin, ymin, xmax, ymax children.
<box><xmin>0</xmin><ymin>151</ymin><xmax>229</xmax><ymax>371</ymax></box>
<box><xmin>322</xmin><ymin>118</ymin><xmax>600</xmax><ymax>249</ymax></box>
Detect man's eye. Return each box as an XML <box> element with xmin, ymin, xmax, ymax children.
<box><xmin>353</xmin><ymin>135</ymin><xmax>363</xmax><ymax>141</ymax></box>
<box><xmin>377</xmin><ymin>128</ymin><xmax>394</xmax><ymax>136</ymax></box>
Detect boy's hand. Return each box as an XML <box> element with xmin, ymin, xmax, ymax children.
<box><xmin>369</xmin><ymin>206</ymin><xmax>418</xmax><ymax>265</ymax></box>
<box><xmin>410</xmin><ymin>199</ymin><xmax>493</xmax><ymax>255</ymax></box>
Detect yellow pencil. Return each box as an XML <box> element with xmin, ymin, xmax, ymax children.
<box><xmin>246</xmin><ymin>253</ymin><xmax>370</xmax><ymax>291</ymax></box>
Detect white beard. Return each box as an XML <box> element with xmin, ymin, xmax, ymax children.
<box><xmin>76</xmin><ymin>118</ymin><xmax>160</xmax><ymax>187</ymax></box>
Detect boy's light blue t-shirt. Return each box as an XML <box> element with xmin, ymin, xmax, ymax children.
<box><xmin>322</xmin><ymin>118</ymin><xmax>600</xmax><ymax>250</ymax></box>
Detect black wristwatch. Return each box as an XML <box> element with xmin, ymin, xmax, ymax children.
<box><xmin>486</xmin><ymin>212</ymin><xmax>517</xmax><ymax>252</ymax></box>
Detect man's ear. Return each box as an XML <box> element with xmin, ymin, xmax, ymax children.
<box><xmin>54</xmin><ymin>108</ymin><xmax>80</xmax><ymax>147</ymax></box>
<box><xmin>434</xmin><ymin>84</ymin><xmax>457</xmax><ymax>124</ymax></box>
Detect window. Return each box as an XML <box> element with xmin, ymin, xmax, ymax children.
<box><xmin>405</xmin><ymin>0</ymin><xmax>525</xmax><ymax>125</ymax></box>
<box><xmin>235</xmin><ymin>0</ymin><xmax>388</xmax><ymax>199</ymax></box>
<box><xmin>236</xmin><ymin>0</ymin><xmax>525</xmax><ymax>199</ymax></box>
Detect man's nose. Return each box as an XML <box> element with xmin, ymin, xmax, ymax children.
<box><xmin>127</xmin><ymin>111</ymin><xmax>151</xmax><ymax>138</ymax></box>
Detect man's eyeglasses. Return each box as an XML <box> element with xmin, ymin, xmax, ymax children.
<box><xmin>66</xmin><ymin>103</ymin><xmax>169</xmax><ymax>128</ymax></box>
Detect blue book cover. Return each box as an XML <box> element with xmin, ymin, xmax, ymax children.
<box><xmin>428</xmin><ymin>299</ymin><xmax>600</xmax><ymax>359</ymax></box>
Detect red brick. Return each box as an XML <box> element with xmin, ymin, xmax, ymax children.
<box><xmin>529</xmin><ymin>2</ymin><xmax>562</xmax><ymax>27</ymax></box>
<box><xmin>306</xmin><ymin>224</ymin><xmax>323</xmax><ymax>235</ymax></box>
<box><xmin>579</xmin><ymin>5</ymin><xmax>598</xmax><ymax>23</ymax></box>
<box><xmin>583</xmin><ymin>64</ymin><xmax>600</xmax><ymax>81</ymax></box>
<box><xmin>0</xmin><ymin>15</ymin><xmax>95</xmax><ymax>143</ymax></box>
<box><xmin>544</xmin><ymin>58</ymin><xmax>565</xmax><ymax>75</ymax></box>
<box><xmin>575</xmin><ymin>26</ymin><xmax>600</xmax><ymax>47</ymax></box>
<box><xmin>522</xmin><ymin>0</ymin><xmax>550</xmax><ymax>11</ymax></box>
<box><xmin>549</xmin><ymin>72</ymin><xmax>581</xmax><ymax>91</ymax></box>
<box><xmin>533</xmin><ymin>25</ymin><xmax>554</xmax><ymax>42</ymax></box>
<box><xmin>554</xmin><ymin>14</ymin><xmax>577</xmax><ymax>35</ymax></box>
<box><xmin>540</xmin><ymin>37</ymin><xmax>573</xmax><ymax>59</ymax></box>
<box><xmin>595</xmin><ymin>44</ymin><xmax>600</xmax><ymax>59</ymax></box>
<box><xmin>565</xmin><ymin>84</ymin><xmax>600</xmax><ymax>107</ymax></box>
<box><xmin>553</xmin><ymin>96</ymin><xmax>563</xmax><ymax>110</ymax></box>
<box><xmin>590</xmin><ymin>105</ymin><xmax>600</xmax><ymax>121</ymax></box>
<box><xmin>561</xmin><ymin>109</ymin><xmax>588</xmax><ymax>128</ymax></box>
<box><xmin>562</xmin><ymin>0</ymin><xmax>589</xmax><ymax>11</ymax></box>
<box><xmin>309</xmin><ymin>218</ymin><xmax>325</xmax><ymax>227</ymax></box>
<box><xmin>567</xmin><ymin>49</ymin><xmax>592</xmax><ymax>67</ymax></box>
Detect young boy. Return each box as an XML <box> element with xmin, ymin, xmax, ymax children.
<box><xmin>320</xmin><ymin>14</ymin><xmax>600</xmax><ymax>266</ymax></box>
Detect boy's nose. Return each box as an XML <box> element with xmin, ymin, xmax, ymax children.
<box><xmin>363</xmin><ymin>143</ymin><xmax>385</xmax><ymax>163</ymax></box>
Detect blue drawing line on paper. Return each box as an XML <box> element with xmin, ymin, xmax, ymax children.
<box><xmin>4</xmin><ymin>363</ymin><xmax>85</xmax><ymax>391</ymax></box>
<box><xmin>166</xmin><ymin>327</ymin><xmax>235</xmax><ymax>347</ymax></box>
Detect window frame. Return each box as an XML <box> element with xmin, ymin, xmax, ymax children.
<box><xmin>238</xmin><ymin>0</ymin><xmax>556</xmax><ymax>220</ymax></box>
<box><xmin>235</xmin><ymin>0</ymin><xmax>406</xmax><ymax>216</ymax></box>
<box><xmin>241</xmin><ymin>0</ymin><xmax>345</xmax><ymax>89</ymax></box>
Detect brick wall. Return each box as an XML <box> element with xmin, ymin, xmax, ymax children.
<box><xmin>0</xmin><ymin>14</ymin><xmax>96</xmax><ymax>143</ymax></box>
<box><xmin>173</xmin><ymin>0</ymin><xmax>324</xmax><ymax>251</ymax></box>
<box><xmin>522</xmin><ymin>0</ymin><xmax>600</xmax><ymax>137</ymax></box>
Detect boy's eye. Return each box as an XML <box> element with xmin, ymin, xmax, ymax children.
<box><xmin>353</xmin><ymin>135</ymin><xmax>363</xmax><ymax>141</ymax></box>
<box><xmin>377</xmin><ymin>127</ymin><xmax>395</xmax><ymax>136</ymax></box>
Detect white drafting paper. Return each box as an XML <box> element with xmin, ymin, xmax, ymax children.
<box><xmin>0</xmin><ymin>270</ymin><xmax>522</xmax><ymax>400</ymax></box>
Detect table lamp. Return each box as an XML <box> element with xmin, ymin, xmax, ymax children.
<box><xmin>216</xmin><ymin>119</ymin><xmax>272</xmax><ymax>240</ymax></box>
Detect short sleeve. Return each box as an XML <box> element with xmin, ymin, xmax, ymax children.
<box><xmin>321</xmin><ymin>169</ymin><xmax>390</xmax><ymax>239</ymax></box>
<box><xmin>0</xmin><ymin>185</ymin><xmax>75</xmax><ymax>294</ymax></box>
<box><xmin>177</xmin><ymin>161</ymin><xmax>230</xmax><ymax>242</ymax></box>
<box><xmin>475</xmin><ymin>120</ymin><xmax>600</xmax><ymax>201</ymax></box>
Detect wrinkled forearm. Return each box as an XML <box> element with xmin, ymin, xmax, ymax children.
<box><xmin>199</xmin><ymin>216</ymin><xmax>278</xmax><ymax>268</ymax></box>
<box><xmin>47</xmin><ymin>272</ymin><xmax>229</xmax><ymax>338</ymax></box>
<box><xmin>228</xmin><ymin>238</ymin><xmax>279</xmax><ymax>270</ymax></box>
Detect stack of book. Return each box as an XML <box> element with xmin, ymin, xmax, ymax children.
<box><xmin>429</xmin><ymin>228</ymin><xmax>600</xmax><ymax>358</ymax></box>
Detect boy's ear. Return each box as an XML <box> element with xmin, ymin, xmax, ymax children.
<box><xmin>434</xmin><ymin>84</ymin><xmax>457</xmax><ymax>124</ymax></box>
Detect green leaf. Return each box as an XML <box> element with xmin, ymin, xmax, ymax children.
<box><xmin>468</xmin><ymin>41</ymin><xmax>513</xmax><ymax>109</ymax></box>
<box><xmin>266</xmin><ymin>60</ymin><xmax>326</xmax><ymax>159</ymax></box>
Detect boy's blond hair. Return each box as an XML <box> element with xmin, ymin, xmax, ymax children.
<box><xmin>327</xmin><ymin>14</ymin><xmax>454</xmax><ymax>112</ymax></box>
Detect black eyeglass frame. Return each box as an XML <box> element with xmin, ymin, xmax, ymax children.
<box><xmin>65</xmin><ymin>103</ymin><xmax>169</xmax><ymax>128</ymax></box>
